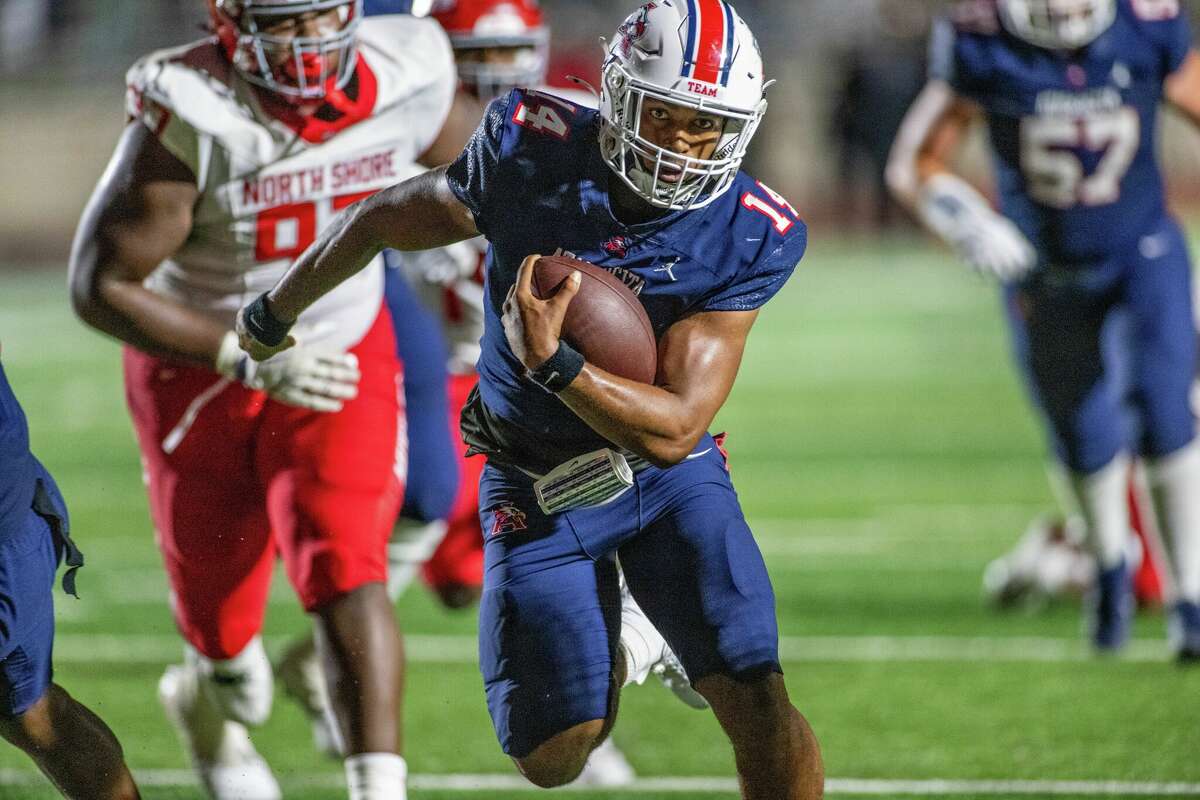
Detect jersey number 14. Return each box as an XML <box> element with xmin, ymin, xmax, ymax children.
<box><xmin>1019</xmin><ymin>108</ymin><xmax>1140</xmax><ymax>209</ymax></box>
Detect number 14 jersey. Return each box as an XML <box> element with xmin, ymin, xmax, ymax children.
<box><xmin>932</xmin><ymin>0</ymin><xmax>1192</xmax><ymax>265</ymax></box>
<box><xmin>445</xmin><ymin>89</ymin><xmax>807</xmax><ymax>472</ymax></box>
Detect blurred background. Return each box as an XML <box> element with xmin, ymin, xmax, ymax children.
<box><xmin>4</xmin><ymin>0</ymin><xmax>1200</xmax><ymax>264</ymax></box>
<box><xmin>4</xmin><ymin>2</ymin><xmax>1200</xmax><ymax>795</ymax></box>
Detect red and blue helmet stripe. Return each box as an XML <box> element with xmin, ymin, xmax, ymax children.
<box><xmin>681</xmin><ymin>0</ymin><xmax>736</xmax><ymax>87</ymax></box>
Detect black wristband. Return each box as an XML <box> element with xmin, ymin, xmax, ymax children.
<box><xmin>243</xmin><ymin>292</ymin><xmax>294</xmax><ymax>348</ymax></box>
<box><xmin>526</xmin><ymin>341</ymin><xmax>585</xmax><ymax>393</ymax></box>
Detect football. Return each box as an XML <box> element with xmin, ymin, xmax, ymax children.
<box><xmin>530</xmin><ymin>254</ymin><xmax>658</xmax><ymax>384</ymax></box>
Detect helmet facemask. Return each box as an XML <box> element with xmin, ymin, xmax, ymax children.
<box><xmin>452</xmin><ymin>31</ymin><xmax>549</xmax><ymax>101</ymax></box>
<box><xmin>599</xmin><ymin>60</ymin><xmax>766</xmax><ymax>212</ymax></box>
<box><xmin>999</xmin><ymin>0</ymin><xmax>1116</xmax><ymax>50</ymax></box>
<box><xmin>218</xmin><ymin>0</ymin><xmax>362</xmax><ymax>101</ymax></box>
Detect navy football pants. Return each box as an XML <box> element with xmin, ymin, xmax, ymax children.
<box><xmin>476</xmin><ymin>434</ymin><xmax>781</xmax><ymax>757</ymax></box>
<box><xmin>0</xmin><ymin>512</ymin><xmax>59</xmax><ymax>716</ymax></box>
<box><xmin>1004</xmin><ymin>217</ymin><xmax>1197</xmax><ymax>474</ymax></box>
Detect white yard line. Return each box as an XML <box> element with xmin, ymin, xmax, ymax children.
<box><xmin>1</xmin><ymin>769</ymin><xmax>1197</xmax><ymax>795</ymax></box>
<box><xmin>48</xmin><ymin>633</ymin><xmax>1170</xmax><ymax>665</ymax></box>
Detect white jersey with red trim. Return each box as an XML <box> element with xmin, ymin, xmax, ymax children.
<box><xmin>397</xmin><ymin>84</ymin><xmax>594</xmax><ymax>374</ymax></box>
<box><xmin>125</xmin><ymin>16</ymin><xmax>457</xmax><ymax>352</ymax></box>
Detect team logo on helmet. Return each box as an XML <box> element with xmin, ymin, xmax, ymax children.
<box><xmin>617</xmin><ymin>3</ymin><xmax>656</xmax><ymax>58</ymax></box>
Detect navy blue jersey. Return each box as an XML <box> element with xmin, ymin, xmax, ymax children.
<box><xmin>445</xmin><ymin>89</ymin><xmax>806</xmax><ymax>471</ymax></box>
<box><xmin>931</xmin><ymin>0</ymin><xmax>1192</xmax><ymax>264</ymax></box>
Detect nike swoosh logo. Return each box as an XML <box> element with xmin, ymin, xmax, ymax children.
<box><xmin>686</xmin><ymin>448</ymin><xmax>713</xmax><ymax>460</ymax></box>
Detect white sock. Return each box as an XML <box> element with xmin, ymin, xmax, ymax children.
<box><xmin>1068</xmin><ymin>453</ymin><xmax>1132</xmax><ymax>571</ymax></box>
<box><xmin>387</xmin><ymin>520</ymin><xmax>448</xmax><ymax>600</ymax></box>
<box><xmin>189</xmin><ymin>636</ymin><xmax>274</xmax><ymax>727</ymax></box>
<box><xmin>618</xmin><ymin>586</ymin><xmax>665</xmax><ymax>687</ymax></box>
<box><xmin>1148</xmin><ymin>439</ymin><xmax>1200</xmax><ymax>603</ymax></box>
<box><xmin>345</xmin><ymin>753</ymin><xmax>407</xmax><ymax>800</ymax></box>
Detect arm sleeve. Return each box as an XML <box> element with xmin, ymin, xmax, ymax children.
<box><xmin>704</xmin><ymin>224</ymin><xmax>808</xmax><ymax>312</ymax></box>
<box><xmin>928</xmin><ymin>17</ymin><xmax>961</xmax><ymax>87</ymax></box>
<box><xmin>444</xmin><ymin>93</ymin><xmax>512</xmax><ymax>238</ymax></box>
<box><xmin>125</xmin><ymin>60</ymin><xmax>202</xmax><ymax>174</ymax></box>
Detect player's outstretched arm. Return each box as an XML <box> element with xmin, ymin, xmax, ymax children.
<box><xmin>68</xmin><ymin>122</ymin><xmax>225</xmax><ymax>363</ymax></box>
<box><xmin>886</xmin><ymin>80</ymin><xmax>1035</xmax><ymax>282</ymax></box>
<box><xmin>503</xmin><ymin>255</ymin><xmax>755</xmax><ymax>468</ymax></box>
<box><xmin>1165</xmin><ymin>50</ymin><xmax>1200</xmax><ymax>128</ymax></box>
<box><xmin>239</xmin><ymin>167</ymin><xmax>478</xmax><ymax>361</ymax></box>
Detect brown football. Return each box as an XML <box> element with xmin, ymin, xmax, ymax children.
<box><xmin>530</xmin><ymin>254</ymin><xmax>657</xmax><ymax>384</ymax></box>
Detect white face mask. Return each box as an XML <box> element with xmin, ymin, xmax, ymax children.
<box><xmin>221</xmin><ymin>0</ymin><xmax>362</xmax><ymax>100</ymax></box>
<box><xmin>454</xmin><ymin>40</ymin><xmax>548</xmax><ymax>102</ymax></box>
<box><xmin>999</xmin><ymin>0</ymin><xmax>1117</xmax><ymax>50</ymax></box>
<box><xmin>601</xmin><ymin>74</ymin><xmax>760</xmax><ymax>212</ymax></box>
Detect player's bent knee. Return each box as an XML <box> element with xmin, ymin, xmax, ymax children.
<box><xmin>178</xmin><ymin>609</ymin><xmax>263</xmax><ymax>665</ymax></box>
<box><xmin>514</xmin><ymin>719</ymin><xmax>605</xmax><ymax>788</ymax></box>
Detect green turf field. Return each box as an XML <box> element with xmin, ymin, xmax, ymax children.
<box><xmin>1</xmin><ymin>235</ymin><xmax>1198</xmax><ymax>799</ymax></box>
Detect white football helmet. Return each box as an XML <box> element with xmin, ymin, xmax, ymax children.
<box><xmin>998</xmin><ymin>0</ymin><xmax>1116</xmax><ymax>50</ymax></box>
<box><xmin>209</xmin><ymin>0</ymin><xmax>363</xmax><ymax>100</ymax></box>
<box><xmin>599</xmin><ymin>0</ymin><xmax>768</xmax><ymax>211</ymax></box>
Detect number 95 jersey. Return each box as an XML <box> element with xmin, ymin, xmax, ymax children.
<box><xmin>932</xmin><ymin>0</ymin><xmax>1192</xmax><ymax>266</ymax></box>
<box><xmin>124</xmin><ymin>15</ymin><xmax>457</xmax><ymax>352</ymax></box>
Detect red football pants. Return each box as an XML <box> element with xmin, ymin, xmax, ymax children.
<box><xmin>124</xmin><ymin>308</ymin><xmax>404</xmax><ymax>659</ymax></box>
<box><xmin>422</xmin><ymin>372</ymin><xmax>485</xmax><ymax>592</ymax></box>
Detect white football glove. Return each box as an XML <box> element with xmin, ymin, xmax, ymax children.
<box><xmin>216</xmin><ymin>330</ymin><xmax>360</xmax><ymax>413</ymax></box>
<box><xmin>395</xmin><ymin>240</ymin><xmax>480</xmax><ymax>286</ymax></box>
<box><xmin>918</xmin><ymin>173</ymin><xmax>1037</xmax><ymax>283</ymax></box>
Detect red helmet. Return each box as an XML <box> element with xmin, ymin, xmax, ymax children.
<box><xmin>208</xmin><ymin>0</ymin><xmax>362</xmax><ymax>101</ymax></box>
<box><xmin>429</xmin><ymin>0</ymin><xmax>548</xmax><ymax>100</ymax></box>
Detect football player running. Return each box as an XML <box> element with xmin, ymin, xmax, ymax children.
<box><xmin>236</xmin><ymin>1</ymin><xmax>824</xmax><ymax>796</ymax></box>
<box><xmin>887</xmin><ymin>0</ymin><xmax>1200</xmax><ymax>660</ymax></box>
<box><xmin>0</xmin><ymin>350</ymin><xmax>139</xmax><ymax>800</ymax></box>
<box><xmin>69</xmin><ymin>1</ymin><xmax>476</xmax><ymax>798</ymax></box>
